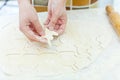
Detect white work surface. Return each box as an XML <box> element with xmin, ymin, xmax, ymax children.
<box><xmin>0</xmin><ymin>9</ymin><xmax>120</xmax><ymax>80</ymax></box>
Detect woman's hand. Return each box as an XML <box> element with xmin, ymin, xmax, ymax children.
<box><xmin>18</xmin><ymin>0</ymin><xmax>47</xmax><ymax>43</ymax></box>
<box><xmin>44</xmin><ymin>0</ymin><xmax>67</xmax><ymax>35</ymax></box>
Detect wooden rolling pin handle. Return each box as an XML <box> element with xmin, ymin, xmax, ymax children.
<box><xmin>106</xmin><ymin>5</ymin><xmax>114</xmax><ymax>14</ymax></box>
<box><xmin>106</xmin><ymin>5</ymin><xmax>120</xmax><ymax>37</ymax></box>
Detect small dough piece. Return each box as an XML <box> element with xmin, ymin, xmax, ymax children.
<box><xmin>42</xmin><ymin>28</ymin><xmax>58</xmax><ymax>46</ymax></box>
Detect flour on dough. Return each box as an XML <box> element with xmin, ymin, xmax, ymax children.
<box><xmin>0</xmin><ymin>20</ymin><xmax>113</xmax><ymax>77</ymax></box>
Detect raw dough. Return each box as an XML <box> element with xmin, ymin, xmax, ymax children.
<box><xmin>42</xmin><ymin>28</ymin><xmax>58</xmax><ymax>47</ymax></box>
<box><xmin>0</xmin><ymin>19</ymin><xmax>113</xmax><ymax>77</ymax></box>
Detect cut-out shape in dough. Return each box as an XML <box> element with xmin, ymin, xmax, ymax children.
<box><xmin>42</xmin><ymin>28</ymin><xmax>58</xmax><ymax>47</ymax></box>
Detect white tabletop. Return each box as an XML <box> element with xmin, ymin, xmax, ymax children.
<box><xmin>0</xmin><ymin>8</ymin><xmax>120</xmax><ymax>80</ymax></box>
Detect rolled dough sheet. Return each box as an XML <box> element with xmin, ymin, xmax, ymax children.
<box><xmin>0</xmin><ymin>19</ymin><xmax>113</xmax><ymax>77</ymax></box>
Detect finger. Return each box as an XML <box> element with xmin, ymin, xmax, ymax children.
<box><xmin>54</xmin><ymin>24</ymin><xmax>60</xmax><ymax>30</ymax></box>
<box><xmin>55</xmin><ymin>17</ymin><xmax>67</xmax><ymax>34</ymax></box>
<box><xmin>20</xmin><ymin>25</ymin><xmax>39</xmax><ymax>41</ymax></box>
<box><xmin>54</xmin><ymin>19</ymin><xmax>63</xmax><ymax>30</ymax></box>
<box><xmin>29</xmin><ymin>25</ymin><xmax>40</xmax><ymax>35</ymax></box>
<box><xmin>44</xmin><ymin>18</ymin><xmax>50</xmax><ymax>26</ymax></box>
<box><xmin>44</xmin><ymin>0</ymin><xmax>52</xmax><ymax>26</ymax></box>
<box><xmin>58</xmin><ymin>20</ymin><xmax>63</xmax><ymax>24</ymax></box>
<box><xmin>32</xmin><ymin>18</ymin><xmax>45</xmax><ymax>36</ymax></box>
<box><xmin>58</xmin><ymin>15</ymin><xmax>67</xmax><ymax>34</ymax></box>
<box><xmin>56</xmin><ymin>27</ymin><xmax>64</xmax><ymax>35</ymax></box>
<box><xmin>20</xmin><ymin>26</ymin><xmax>47</xmax><ymax>43</ymax></box>
<box><xmin>56</xmin><ymin>24</ymin><xmax>66</xmax><ymax>35</ymax></box>
<box><xmin>48</xmin><ymin>14</ymin><xmax>59</xmax><ymax>31</ymax></box>
<box><xmin>44</xmin><ymin>13</ymin><xmax>51</xmax><ymax>25</ymax></box>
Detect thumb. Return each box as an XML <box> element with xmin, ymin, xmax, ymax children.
<box><xmin>32</xmin><ymin>19</ymin><xmax>45</xmax><ymax>36</ymax></box>
<box><xmin>48</xmin><ymin>15</ymin><xmax>58</xmax><ymax>31</ymax></box>
<box><xmin>44</xmin><ymin>12</ymin><xmax>51</xmax><ymax>26</ymax></box>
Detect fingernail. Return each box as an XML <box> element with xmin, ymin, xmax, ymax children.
<box><xmin>39</xmin><ymin>31</ymin><xmax>45</xmax><ymax>36</ymax></box>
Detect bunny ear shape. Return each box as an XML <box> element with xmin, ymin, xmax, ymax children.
<box><xmin>42</xmin><ymin>28</ymin><xmax>58</xmax><ymax>46</ymax></box>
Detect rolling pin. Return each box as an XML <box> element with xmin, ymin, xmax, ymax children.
<box><xmin>106</xmin><ymin>5</ymin><xmax>120</xmax><ymax>37</ymax></box>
